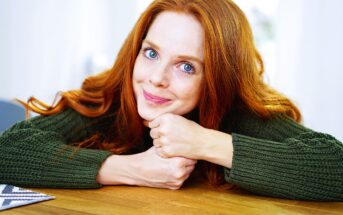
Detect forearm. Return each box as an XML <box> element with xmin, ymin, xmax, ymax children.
<box><xmin>225</xmin><ymin>132</ymin><xmax>343</xmax><ymax>201</ymax></box>
<box><xmin>0</xmin><ymin>117</ymin><xmax>112</xmax><ymax>188</ymax></box>
<box><xmin>200</xmin><ymin>129</ymin><xmax>233</xmax><ymax>169</ymax></box>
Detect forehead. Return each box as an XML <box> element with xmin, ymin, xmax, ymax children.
<box><xmin>145</xmin><ymin>11</ymin><xmax>205</xmax><ymax>60</ymax></box>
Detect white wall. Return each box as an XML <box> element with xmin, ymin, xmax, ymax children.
<box><xmin>273</xmin><ymin>0</ymin><xmax>343</xmax><ymax>141</ymax></box>
<box><xmin>0</xmin><ymin>0</ymin><xmax>139</xmax><ymax>103</ymax></box>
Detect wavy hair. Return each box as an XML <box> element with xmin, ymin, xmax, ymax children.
<box><xmin>20</xmin><ymin>0</ymin><xmax>301</xmax><ymax>187</ymax></box>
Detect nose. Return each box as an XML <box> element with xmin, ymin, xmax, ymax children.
<box><xmin>149</xmin><ymin>63</ymin><xmax>169</xmax><ymax>88</ymax></box>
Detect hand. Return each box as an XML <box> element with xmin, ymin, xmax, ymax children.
<box><xmin>147</xmin><ymin>113</ymin><xmax>207</xmax><ymax>160</ymax></box>
<box><xmin>132</xmin><ymin>147</ymin><xmax>197</xmax><ymax>190</ymax></box>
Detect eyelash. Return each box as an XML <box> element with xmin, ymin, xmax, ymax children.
<box><xmin>143</xmin><ymin>47</ymin><xmax>159</xmax><ymax>60</ymax></box>
<box><xmin>142</xmin><ymin>47</ymin><xmax>196</xmax><ymax>75</ymax></box>
<box><xmin>179</xmin><ymin>61</ymin><xmax>195</xmax><ymax>74</ymax></box>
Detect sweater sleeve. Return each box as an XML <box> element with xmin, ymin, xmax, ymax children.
<box><xmin>0</xmin><ymin>108</ymin><xmax>112</xmax><ymax>188</ymax></box>
<box><xmin>223</xmin><ymin>111</ymin><xmax>343</xmax><ymax>201</ymax></box>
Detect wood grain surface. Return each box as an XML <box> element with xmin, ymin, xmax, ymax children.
<box><xmin>3</xmin><ymin>180</ymin><xmax>343</xmax><ymax>215</ymax></box>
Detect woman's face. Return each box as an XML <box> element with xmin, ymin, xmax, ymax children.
<box><xmin>132</xmin><ymin>11</ymin><xmax>205</xmax><ymax>121</ymax></box>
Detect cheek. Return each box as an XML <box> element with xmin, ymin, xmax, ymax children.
<box><xmin>172</xmin><ymin>78</ymin><xmax>202</xmax><ymax>104</ymax></box>
<box><xmin>186</xmin><ymin>88</ymin><xmax>201</xmax><ymax>106</ymax></box>
<box><xmin>133</xmin><ymin>58</ymin><xmax>148</xmax><ymax>83</ymax></box>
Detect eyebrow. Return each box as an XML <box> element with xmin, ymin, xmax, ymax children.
<box><xmin>142</xmin><ymin>39</ymin><xmax>204</xmax><ymax>66</ymax></box>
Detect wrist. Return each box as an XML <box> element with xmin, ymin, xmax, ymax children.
<box><xmin>199</xmin><ymin>128</ymin><xmax>233</xmax><ymax>168</ymax></box>
<box><xmin>96</xmin><ymin>154</ymin><xmax>137</xmax><ymax>186</ymax></box>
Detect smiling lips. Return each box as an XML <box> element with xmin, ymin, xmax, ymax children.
<box><xmin>143</xmin><ymin>90</ymin><xmax>171</xmax><ymax>104</ymax></box>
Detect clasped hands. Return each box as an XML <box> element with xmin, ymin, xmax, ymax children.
<box><xmin>139</xmin><ymin>113</ymin><xmax>208</xmax><ymax>189</ymax></box>
<box><xmin>97</xmin><ymin>113</ymin><xmax>232</xmax><ymax>189</ymax></box>
<box><xmin>143</xmin><ymin>113</ymin><xmax>232</xmax><ymax>188</ymax></box>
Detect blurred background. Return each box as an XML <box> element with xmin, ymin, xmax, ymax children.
<box><xmin>0</xmin><ymin>0</ymin><xmax>342</xmax><ymax>141</ymax></box>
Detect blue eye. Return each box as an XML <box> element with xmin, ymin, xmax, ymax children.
<box><xmin>180</xmin><ymin>63</ymin><xmax>194</xmax><ymax>74</ymax></box>
<box><xmin>144</xmin><ymin>48</ymin><xmax>158</xmax><ymax>59</ymax></box>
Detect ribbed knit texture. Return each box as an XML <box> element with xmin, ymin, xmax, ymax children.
<box><xmin>1</xmin><ymin>108</ymin><xmax>342</xmax><ymax>201</ymax></box>
<box><xmin>223</xmin><ymin>112</ymin><xmax>343</xmax><ymax>201</ymax></box>
<box><xmin>0</xmin><ymin>109</ymin><xmax>112</xmax><ymax>188</ymax></box>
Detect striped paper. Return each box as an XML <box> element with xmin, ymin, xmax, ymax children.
<box><xmin>0</xmin><ymin>184</ymin><xmax>55</xmax><ymax>211</ymax></box>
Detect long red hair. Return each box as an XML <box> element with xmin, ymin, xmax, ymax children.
<box><xmin>20</xmin><ymin>0</ymin><xmax>301</xmax><ymax>187</ymax></box>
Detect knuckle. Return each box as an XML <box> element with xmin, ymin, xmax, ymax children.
<box><xmin>162</xmin><ymin>146</ymin><xmax>173</xmax><ymax>156</ymax></box>
<box><xmin>157</xmin><ymin>150</ymin><xmax>167</xmax><ymax>158</ymax></box>
<box><xmin>153</xmin><ymin>140</ymin><xmax>160</xmax><ymax>148</ymax></box>
<box><xmin>175</xmin><ymin>158</ymin><xmax>187</xmax><ymax>166</ymax></box>
<box><xmin>159</xmin><ymin>127</ymin><xmax>166</xmax><ymax>135</ymax></box>
<box><xmin>174</xmin><ymin>171</ymin><xmax>185</xmax><ymax>179</ymax></box>
<box><xmin>157</xmin><ymin>148</ymin><xmax>170</xmax><ymax>158</ymax></box>
<box><xmin>149</xmin><ymin>129</ymin><xmax>155</xmax><ymax>137</ymax></box>
<box><xmin>174</xmin><ymin>181</ymin><xmax>183</xmax><ymax>188</ymax></box>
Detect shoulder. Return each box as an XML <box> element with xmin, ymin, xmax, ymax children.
<box><xmin>220</xmin><ymin>108</ymin><xmax>311</xmax><ymax>142</ymax></box>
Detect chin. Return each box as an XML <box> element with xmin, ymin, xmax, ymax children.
<box><xmin>137</xmin><ymin>106</ymin><xmax>158</xmax><ymax>121</ymax></box>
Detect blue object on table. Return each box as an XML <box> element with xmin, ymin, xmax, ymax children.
<box><xmin>0</xmin><ymin>100</ymin><xmax>27</xmax><ymax>133</ymax></box>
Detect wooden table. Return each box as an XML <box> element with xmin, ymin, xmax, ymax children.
<box><xmin>3</xmin><ymin>180</ymin><xmax>343</xmax><ymax>215</ymax></box>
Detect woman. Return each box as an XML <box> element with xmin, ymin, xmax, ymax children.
<box><xmin>1</xmin><ymin>0</ymin><xmax>342</xmax><ymax>201</ymax></box>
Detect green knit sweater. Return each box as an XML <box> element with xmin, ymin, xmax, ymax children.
<box><xmin>0</xmin><ymin>108</ymin><xmax>342</xmax><ymax>201</ymax></box>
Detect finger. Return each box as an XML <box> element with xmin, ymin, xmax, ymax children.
<box><xmin>150</xmin><ymin>128</ymin><xmax>160</xmax><ymax>139</ymax></box>
<box><xmin>154</xmin><ymin>145</ymin><xmax>167</xmax><ymax>158</ymax></box>
<box><xmin>148</xmin><ymin>117</ymin><xmax>161</xmax><ymax>129</ymax></box>
<box><xmin>167</xmin><ymin>182</ymin><xmax>184</xmax><ymax>190</ymax></box>
<box><xmin>181</xmin><ymin>158</ymin><xmax>197</xmax><ymax>166</ymax></box>
<box><xmin>185</xmin><ymin>165</ymin><xmax>195</xmax><ymax>173</ymax></box>
<box><xmin>153</xmin><ymin>139</ymin><xmax>162</xmax><ymax>148</ymax></box>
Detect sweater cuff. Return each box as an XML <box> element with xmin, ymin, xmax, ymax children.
<box><xmin>224</xmin><ymin>133</ymin><xmax>297</xmax><ymax>198</ymax></box>
<box><xmin>41</xmin><ymin>147</ymin><xmax>113</xmax><ymax>188</ymax></box>
<box><xmin>14</xmin><ymin>145</ymin><xmax>112</xmax><ymax>189</ymax></box>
